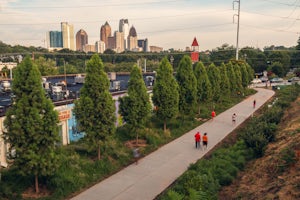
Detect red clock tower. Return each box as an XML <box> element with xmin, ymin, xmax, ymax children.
<box><xmin>190</xmin><ymin>37</ymin><xmax>199</xmax><ymax>63</ymax></box>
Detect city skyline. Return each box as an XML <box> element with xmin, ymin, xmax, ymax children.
<box><xmin>0</xmin><ymin>0</ymin><xmax>299</xmax><ymax>51</ymax></box>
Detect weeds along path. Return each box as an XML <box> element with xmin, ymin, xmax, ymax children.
<box><xmin>71</xmin><ymin>88</ymin><xmax>275</xmax><ymax>200</ymax></box>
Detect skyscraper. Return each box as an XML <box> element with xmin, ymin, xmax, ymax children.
<box><xmin>46</xmin><ymin>31</ymin><xmax>63</xmax><ymax>49</ymax></box>
<box><xmin>61</xmin><ymin>22</ymin><xmax>75</xmax><ymax>50</ymax></box>
<box><xmin>100</xmin><ymin>21</ymin><xmax>112</xmax><ymax>49</ymax></box>
<box><xmin>119</xmin><ymin>19</ymin><xmax>129</xmax><ymax>50</ymax></box>
<box><xmin>114</xmin><ymin>31</ymin><xmax>124</xmax><ymax>53</ymax></box>
<box><xmin>138</xmin><ymin>38</ymin><xmax>148</xmax><ymax>52</ymax></box>
<box><xmin>76</xmin><ymin>29</ymin><xmax>88</xmax><ymax>51</ymax></box>
<box><xmin>128</xmin><ymin>26</ymin><xmax>138</xmax><ymax>51</ymax></box>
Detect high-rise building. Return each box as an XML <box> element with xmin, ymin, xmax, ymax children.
<box><xmin>137</xmin><ymin>38</ymin><xmax>148</xmax><ymax>52</ymax></box>
<box><xmin>115</xmin><ymin>31</ymin><xmax>125</xmax><ymax>53</ymax></box>
<box><xmin>107</xmin><ymin>36</ymin><xmax>115</xmax><ymax>50</ymax></box>
<box><xmin>61</xmin><ymin>22</ymin><xmax>75</xmax><ymax>50</ymax></box>
<box><xmin>100</xmin><ymin>21</ymin><xmax>112</xmax><ymax>49</ymax></box>
<box><xmin>46</xmin><ymin>31</ymin><xmax>63</xmax><ymax>49</ymax></box>
<box><xmin>128</xmin><ymin>26</ymin><xmax>138</xmax><ymax>51</ymax></box>
<box><xmin>95</xmin><ymin>41</ymin><xmax>106</xmax><ymax>53</ymax></box>
<box><xmin>119</xmin><ymin>19</ymin><xmax>129</xmax><ymax>50</ymax></box>
<box><xmin>76</xmin><ymin>29</ymin><xmax>88</xmax><ymax>51</ymax></box>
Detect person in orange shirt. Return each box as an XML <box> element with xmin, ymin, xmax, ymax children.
<box><xmin>211</xmin><ymin>110</ymin><xmax>216</xmax><ymax>121</ymax></box>
<box><xmin>194</xmin><ymin>131</ymin><xmax>201</xmax><ymax>149</ymax></box>
<box><xmin>202</xmin><ymin>133</ymin><xmax>208</xmax><ymax>150</ymax></box>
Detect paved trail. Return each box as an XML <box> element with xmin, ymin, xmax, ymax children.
<box><xmin>71</xmin><ymin>88</ymin><xmax>275</xmax><ymax>200</ymax></box>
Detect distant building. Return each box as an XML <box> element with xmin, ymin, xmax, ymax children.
<box><xmin>138</xmin><ymin>38</ymin><xmax>148</xmax><ymax>52</ymax></box>
<box><xmin>83</xmin><ymin>44</ymin><xmax>95</xmax><ymax>53</ymax></box>
<box><xmin>95</xmin><ymin>40</ymin><xmax>106</xmax><ymax>53</ymax></box>
<box><xmin>190</xmin><ymin>37</ymin><xmax>199</xmax><ymax>63</ymax></box>
<box><xmin>100</xmin><ymin>21</ymin><xmax>112</xmax><ymax>50</ymax></box>
<box><xmin>61</xmin><ymin>22</ymin><xmax>75</xmax><ymax>50</ymax></box>
<box><xmin>114</xmin><ymin>31</ymin><xmax>125</xmax><ymax>53</ymax></box>
<box><xmin>127</xmin><ymin>26</ymin><xmax>138</xmax><ymax>51</ymax></box>
<box><xmin>119</xmin><ymin>19</ymin><xmax>130</xmax><ymax>50</ymax></box>
<box><xmin>76</xmin><ymin>29</ymin><xmax>88</xmax><ymax>51</ymax></box>
<box><xmin>46</xmin><ymin>31</ymin><xmax>63</xmax><ymax>50</ymax></box>
<box><xmin>149</xmin><ymin>46</ymin><xmax>163</xmax><ymax>52</ymax></box>
<box><xmin>107</xmin><ymin>36</ymin><xmax>116</xmax><ymax>50</ymax></box>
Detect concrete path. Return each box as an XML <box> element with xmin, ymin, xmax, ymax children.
<box><xmin>71</xmin><ymin>88</ymin><xmax>275</xmax><ymax>200</ymax></box>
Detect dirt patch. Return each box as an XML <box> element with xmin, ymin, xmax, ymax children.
<box><xmin>22</xmin><ymin>185</ymin><xmax>51</xmax><ymax>199</ymax></box>
<box><xmin>219</xmin><ymin>97</ymin><xmax>300</xmax><ymax>200</ymax></box>
<box><xmin>124</xmin><ymin>139</ymin><xmax>147</xmax><ymax>149</ymax></box>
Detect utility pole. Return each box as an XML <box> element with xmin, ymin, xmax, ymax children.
<box><xmin>233</xmin><ymin>0</ymin><xmax>240</xmax><ymax>60</ymax></box>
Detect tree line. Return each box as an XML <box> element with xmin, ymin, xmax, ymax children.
<box><xmin>1</xmin><ymin>37</ymin><xmax>300</xmax><ymax>77</ymax></box>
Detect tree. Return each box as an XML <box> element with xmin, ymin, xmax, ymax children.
<box><xmin>291</xmin><ymin>36</ymin><xmax>300</xmax><ymax>68</ymax></box>
<box><xmin>33</xmin><ymin>57</ymin><xmax>59</xmax><ymax>76</ymax></box>
<box><xmin>4</xmin><ymin>56</ymin><xmax>60</xmax><ymax>193</ymax></box>
<box><xmin>176</xmin><ymin>55</ymin><xmax>197</xmax><ymax>115</ymax></box>
<box><xmin>233</xmin><ymin>64</ymin><xmax>244</xmax><ymax>93</ymax></box>
<box><xmin>74</xmin><ymin>54</ymin><xmax>115</xmax><ymax>160</ymax></box>
<box><xmin>266</xmin><ymin>50</ymin><xmax>290</xmax><ymax>74</ymax></box>
<box><xmin>269</xmin><ymin>61</ymin><xmax>285</xmax><ymax>77</ymax></box>
<box><xmin>152</xmin><ymin>57</ymin><xmax>179</xmax><ymax>132</ymax></box>
<box><xmin>219</xmin><ymin>63</ymin><xmax>230</xmax><ymax>100</ymax></box>
<box><xmin>240</xmin><ymin>63</ymin><xmax>250</xmax><ymax>88</ymax></box>
<box><xmin>245</xmin><ymin>63</ymin><xmax>254</xmax><ymax>85</ymax></box>
<box><xmin>193</xmin><ymin>61</ymin><xmax>212</xmax><ymax>114</ymax></box>
<box><xmin>207</xmin><ymin>63</ymin><xmax>221</xmax><ymax>102</ymax></box>
<box><xmin>119</xmin><ymin>65</ymin><xmax>151</xmax><ymax>143</ymax></box>
<box><xmin>210</xmin><ymin>44</ymin><xmax>236</xmax><ymax>66</ymax></box>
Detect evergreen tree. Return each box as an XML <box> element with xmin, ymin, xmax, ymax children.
<box><xmin>233</xmin><ymin>64</ymin><xmax>244</xmax><ymax>93</ymax></box>
<box><xmin>226</xmin><ymin>62</ymin><xmax>238</xmax><ymax>93</ymax></box>
<box><xmin>152</xmin><ymin>57</ymin><xmax>179</xmax><ymax>132</ymax></box>
<box><xmin>119</xmin><ymin>65</ymin><xmax>151</xmax><ymax>143</ymax></box>
<box><xmin>176</xmin><ymin>55</ymin><xmax>197</xmax><ymax>115</ymax></box>
<box><xmin>240</xmin><ymin>63</ymin><xmax>250</xmax><ymax>88</ymax></box>
<box><xmin>4</xmin><ymin>56</ymin><xmax>60</xmax><ymax>193</ymax></box>
<box><xmin>245</xmin><ymin>63</ymin><xmax>254</xmax><ymax>85</ymax></box>
<box><xmin>207</xmin><ymin>63</ymin><xmax>221</xmax><ymax>102</ymax></box>
<box><xmin>219</xmin><ymin>63</ymin><xmax>230</xmax><ymax>99</ymax></box>
<box><xmin>74</xmin><ymin>54</ymin><xmax>116</xmax><ymax>160</ymax></box>
<box><xmin>193</xmin><ymin>61</ymin><xmax>212</xmax><ymax>114</ymax></box>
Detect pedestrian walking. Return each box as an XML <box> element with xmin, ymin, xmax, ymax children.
<box><xmin>232</xmin><ymin>113</ymin><xmax>237</xmax><ymax>125</ymax></box>
<box><xmin>211</xmin><ymin>110</ymin><xmax>216</xmax><ymax>121</ymax></box>
<box><xmin>194</xmin><ymin>131</ymin><xmax>201</xmax><ymax>149</ymax></box>
<box><xmin>202</xmin><ymin>133</ymin><xmax>208</xmax><ymax>150</ymax></box>
<box><xmin>133</xmin><ymin>148</ymin><xmax>140</xmax><ymax>165</ymax></box>
<box><xmin>253</xmin><ymin>99</ymin><xmax>256</xmax><ymax>108</ymax></box>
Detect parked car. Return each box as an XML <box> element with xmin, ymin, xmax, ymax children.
<box><xmin>270</xmin><ymin>78</ymin><xmax>284</xmax><ymax>83</ymax></box>
<box><xmin>260</xmin><ymin>77</ymin><xmax>268</xmax><ymax>83</ymax></box>
<box><xmin>251</xmin><ymin>78</ymin><xmax>262</xmax><ymax>84</ymax></box>
<box><xmin>288</xmin><ymin>77</ymin><xmax>300</xmax><ymax>83</ymax></box>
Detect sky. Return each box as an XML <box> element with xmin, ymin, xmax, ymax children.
<box><xmin>0</xmin><ymin>0</ymin><xmax>299</xmax><ymax>51</ymax></box>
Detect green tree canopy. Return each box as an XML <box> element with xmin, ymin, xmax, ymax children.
<box><xmin>74</xmin><ymin>54</ymin><xmax>116</xmax><ymax>160</ymax></box>
<box><xmin>176</xmin><ymin>55</ymin><xmax>197</xmax><ymax>115</ymax></box>
<box><xmin>4</xmin><ymin>56</ymin><xmax>60</xmax><ymax>193</ymax></box>
<box><xmin>33</xmin><ymin>56</ymin><xmax>59</xmax><ymax>76</ymax></box>
<box><xmin>240</xmin><ymin>63</ymin><xmax>250</xmax><ymax>88</ymax></box>
<box><xmin>152</xmin><ymin>57</ymin><xmax>179</xmax><ymax>132</ymax></box>
<box><xmin>269</xmin><ymin>61</ymin><xmax>285</xmax><ymax>77</ymax></box>
<box><xmin>119</xmin><ymin>64</ymin><xmax>151</xmax><ymax>142</ymax></box>
<box><xmin>193</xmin><ymin>61</ymin><xmax>212</xmax><ymax>113</ymax></box>
<box><xmin>207</xmin><ymin>63</ymin><xmax>221</xmax><ymax>102</ymax></box>
<box><xmin>219</xmin><ymin>63</ymin><xmax>230</xmax><ymax>100</ymax></box>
